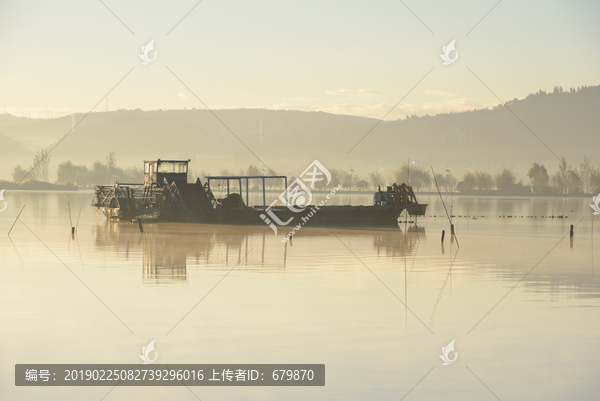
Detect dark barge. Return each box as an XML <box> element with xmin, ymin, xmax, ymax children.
<box><xmin>91</xmin><ymin>159</ymin><xmax>427</xmax><ymax>231</ymax></box>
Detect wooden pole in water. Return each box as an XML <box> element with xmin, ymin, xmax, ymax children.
<box><xmin>138</xmin><ymin>219</ymin><xmax>144</xmax><ymax>233</ymax></box>
<box><xmin>441</xmin><ymin>230</ymin><xmax>445</xmax><ymax>242</ymax></box>
<box><xmin>432</xmin><ymin>167</ymin><xmax>459</xmax><ymax>247</ymax></box>
<box><xmin>68</xmin><ymin>201</ymin><xmax>75</xmax><ymax>234</ymax></box>
<box><xmin>76</xmin><ymin>195</ymin><xmax>85</xmax><ymax>231</ymax></box>
<box><xmin>8</xmin><ymin>204</ymin><xmax>26</xmax><ymax>237</ymax></box>
<box><xmin>570</xmin><ymin>225</ymin><xmax>574</xmax><ymax>237</ymax></box>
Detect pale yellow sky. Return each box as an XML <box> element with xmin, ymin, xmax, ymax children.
<box><xmin>1</xmin><ymin>0</ymin><xmax>599</xmax><ymax>119</ymax></box>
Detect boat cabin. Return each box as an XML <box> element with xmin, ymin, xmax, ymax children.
<box><xmin>144</xmin><ymin>159</ymin><xmax>190</xmax><ymax>186</ymax></box>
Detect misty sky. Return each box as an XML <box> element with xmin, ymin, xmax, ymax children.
<box><xmin>1</xmin><ymin>0</ymin><xmax>598</xmax><ymax>119</ymax></box>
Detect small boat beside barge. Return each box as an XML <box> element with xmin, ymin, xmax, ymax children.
<box><xmin>91</xmin><ymin>159</ymin><xmax>427</xmax><ymax>229</ymax></box>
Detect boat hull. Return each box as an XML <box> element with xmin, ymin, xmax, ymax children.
<box><xmin>221</xmin><ymin>204</ymin><xmax>418</xmax><ymax>228</ymax></box>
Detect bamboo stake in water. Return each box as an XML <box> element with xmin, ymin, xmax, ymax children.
<box><xmin>68</xmin><ymin>201</ymin><xmax>74</xmax><ymax>234</ymax></box>
<box><xmin>431</xmin><ymin>167</ymin><xmax>459</xmax><ymax>247</ymax></box>
<box><xmin>75</xmin><ymin>195</ymin><xmax>85</xmax><ymax>231</ymax></box>
<box><xmin>8</xmin><ymin>204</ymin><xmax>26</xmax><ymax>237</ymax></box>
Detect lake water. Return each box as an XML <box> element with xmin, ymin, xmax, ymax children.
<box><xmin>1</xmin><ymin>191</ymin><xmax>599</xmax><ymax>400</ymax></box>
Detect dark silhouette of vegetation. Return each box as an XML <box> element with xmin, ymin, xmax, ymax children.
<box><xmin>369</xmin><ymin>172</ymin><xmax>384</xmax><ymax>189</ymax></box>
<box><xmin>55</xmin><ymin>151</ymin><xmax>143</xmax><ymax>187</ymax></box>
<box><xmin>394</xmin><ymin>164</ymin><xmax>431</xmax><ymax>191</ymax></box>
<box><xmin>12</xmin><ymin>148</ymin><xmax>50</xmax><ymax>182</ymax></box>
<box><xmin>454</xmin><ymin>156</ymin><xmax>597</xmax><ymax>195</ymax></box>
<box><xmin>356</xmin><ymin>180</ymin><xmax>370</xmax><ymax>190</ymax></box>
<box><xmin>12</xmin><ymin>151</ymin><xmax>597</xmax><ymax>196</ymax></box>
<box><xmin>528</xmin><ymin>163</ymin><xmax>549</xmax><ymax>193</ymax></box>
<box><xmin>12</xmin><ymin>150</ymin><xmax>142</xmax><ymax>187</ymax></box>
<box><xmin>434</xmin><ymin>173</ymin><xmax>458</xmax><ymax>193</ymax></box>
<box><xmin>457</xmin><ymin>169</ymin><xmax>528</xmax><ymax>192</ymax></box>
<box><xmin>495</xmin><ymin>168</ymin><xmax>521</xmax><ymax>191</ymax></box>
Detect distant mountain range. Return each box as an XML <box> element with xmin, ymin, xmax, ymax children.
<box><xmin>1</xmin><ymin>85</ymin><xmax>598</xmax><ymax>182</ymax></box>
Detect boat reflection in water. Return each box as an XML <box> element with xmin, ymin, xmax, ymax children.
<box><xmin>93</xmin><ymin>221</ymin><xmax>426</xmax><ymax>284</ymax></box>
<box><xmin>141</xmin><ymin>233</ymin><xmax>189</xmax><ymax>284</ymax></box>
<box><xmin>94</xmin><ymin>222</ymin><xmax>213</xmax><ymax>284</ymax></box>
<box><xmin>94</xmin><ymin>222</ymin><xmax>290</xmax><ymax>284</ymax></box>
<box><xmin>372</xmin><ymin>224</ymin><xmax>425</xmax><ymax>258</ymax></box>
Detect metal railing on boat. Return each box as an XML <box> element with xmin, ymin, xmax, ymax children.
<box><xmin>205</xmin><ymin>175</ymin><xmax>288</xmax><ymax>208</ymax></box>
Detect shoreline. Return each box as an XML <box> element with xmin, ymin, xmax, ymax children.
<box><xmin>2</xmin><ymin>183</ymin><xmax>591</xmax><ymax>199</ymax></box>
<box><xmin>0</xmin><ymin>181</ymin><xmax>78</xmax><ymax>191</ymax></box>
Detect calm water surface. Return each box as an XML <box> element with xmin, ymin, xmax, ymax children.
<box><xmin>1</xmin><ymin>191</ymin><xmax>599</xmax><ymax>400</ymax></box>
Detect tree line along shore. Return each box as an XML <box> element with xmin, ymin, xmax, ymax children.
<box><xmin>4</xmin><ymin>151</ymin><xmax>598</xmax><ymax>196</ymax></box>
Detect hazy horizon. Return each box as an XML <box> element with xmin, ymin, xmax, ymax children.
<box><xmin>0</xmin><ymin>82</ymin><xmax>591</xmax><ymax>120</ymax></box>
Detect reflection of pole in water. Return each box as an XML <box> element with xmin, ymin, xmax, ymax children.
<box><xmin>225</xmin><ymin>240</ymin><xmax>229</xmax><ymax>264</ymax></box>
<box><xmin>404</xmin><ymin>236</ymin><xmax>407</xmax><ymax>333</ymax></box>
<box><xmin>404</xmin><ymin>229</ymin><xmax>420</xmax><ymax>333</ymax></box>
<box><xmin>570</xmin><ymin>224</ymin><xmax>574</xmax><ymax>248</ymax></box>
<box><xmin>9</xmin><ymin>237</ymin><xmax>25</xmax><ymax>266</ymax></box>
<box><xmin>261</xmin><ymin>231</ymin><xmax>266</xmax><ymax>266</ymax></box>
<box><xmin>245</xmin><ymin>234</ymin><xmax>249</xmax><ymax>265</ymax></box>
<box><xmin>429</xmin><ymin>247</ymin><xmax>458</xmax><ymax>328</ymax></box>
<box><xmin>283</xmin><ymin>239</ymin><xmax>287</xmax><ymax>268</ymax></box>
